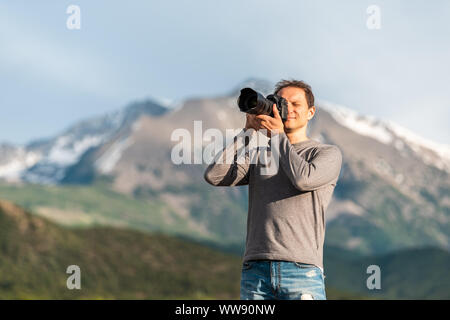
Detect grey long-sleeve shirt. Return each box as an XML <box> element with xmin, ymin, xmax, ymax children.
<box><xmin>204</xmin><ymin>128</ymin><xmax>342</xmax><ymax>269</ymax></box>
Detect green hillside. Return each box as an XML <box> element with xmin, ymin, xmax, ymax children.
<box><xmin>1</xmin><ymin>181</ymin><xmax>448</xmax><ymax>300</ymax></box>
<box><xmin>0</xmin><ymin>181</ymin><xmax>229</xmax><ymax>243</ymax></box>
<box><xmin>0</xmin><ymin>199</ymin><xmax>242</xmax><ymax>299</ymax></box>
<box><xmin>0</xmin><ymin>199</ymin><xmax>364</xmax><ymax>299</ymax></box>
<box><xmin>324</xmin><ymin>246</ymin><xmax>450</xmax><ymax>299</ymax></box>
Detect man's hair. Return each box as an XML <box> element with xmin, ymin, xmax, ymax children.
<box><xmin>274</xmin><ymin>79</ymin><xmax>315</xmax><ymax>108</ymax></box>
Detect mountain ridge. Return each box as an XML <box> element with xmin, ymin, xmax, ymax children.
<box><xmin>1</xmin><ymin>81</ymin><xmax>449</xmax><ymax>183</ymax></box>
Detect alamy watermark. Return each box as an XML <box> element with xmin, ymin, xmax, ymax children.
<box><xmin>170</xmin><ymin>121</ymin><xmax>281</xmax><ymax>176</ymax></box>
<box><xmin>66</xmin><ymin>265</ymin><xmax>81</xmax><ymax>290</ymax></box>
<box><xmin>366</xmin><ymin>5</ymin><xmax>381</xmax><ymax>30</ymax></box>
<box><xmin>366</xmin><ymin>264</ymin><xmax>381</xmax><ymax>290</ymax></box>
<box><xmin>66</xmin><ymin>5</ymin><xmax>81</xmax><ymax>30</ymax></box>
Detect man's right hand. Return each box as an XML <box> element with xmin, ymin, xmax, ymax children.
<box><xmin>245</xmin><ymin>113</ymin><xmax>260</xmax><ymax>131</ymax></box>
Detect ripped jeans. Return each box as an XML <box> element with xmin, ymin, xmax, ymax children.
<box><xmin>240</xmin><ymin>260</ymin><xmax>326</xmax><ymax>300</ymax></box>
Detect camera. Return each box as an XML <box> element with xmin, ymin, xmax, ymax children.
<box><xmin>237</xmin><ymin>88</ymin><xmax>288</xmax><ymax>121</ymax></box>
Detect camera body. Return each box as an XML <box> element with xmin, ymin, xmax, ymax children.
<box><xmin>237</xmin><ymin>88</ymin><xmax>288</xmax><ymax>121</ymax></box>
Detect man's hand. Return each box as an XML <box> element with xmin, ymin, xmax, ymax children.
<box><xmin>256</xmin><ymin>104</ymin><xmax>284</xmax><ymax>137</ymax></box>
<box><xmin>245</xmin><ymin>113</ymin><xmax>260</xmax><ymax>131</ymax></box>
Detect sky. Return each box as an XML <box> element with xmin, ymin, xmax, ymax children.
<box><xmin>0</xmin><ymin>0</ymin><xmax>449</xmax><ymax>145</ymax></box>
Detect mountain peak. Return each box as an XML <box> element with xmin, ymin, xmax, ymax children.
<box><xmin>123</xmin><ymin>99</ymin><xmax>169</xmax><ymax>122</ymax></box>
<box><xmin>229</xmin><ymin>78</ymin><xmax>274</xmax><ymax>97</ymax></box>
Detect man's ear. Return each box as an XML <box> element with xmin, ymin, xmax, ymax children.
<box><xmin>307</xmin><ymin>105</ymin><xmax>316</xmax><ymax>121</ymax></box>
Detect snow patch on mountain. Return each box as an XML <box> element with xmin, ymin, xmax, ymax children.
<box><xmin>386</xmin><ymin>121</ymin><xmax>450</xmax><ymax>160</ymax></box>
<box><xmin>320</xmin><ymin>100</ymin><xmax>450</xmax><ymax>172</ymax></box>
<box><xmin>320</xmin><ymin>100</ymin><xmax>393</xmax><ymax>144</ymax></box>
<box><xmin>48</xmin><ymin>134</ymin><xmax>105</xmax><ymax>166</ymax></box>
<box><xmin>95</xmin><ymin>138</ymin><xmax>134</xmax><ymax>174</ymax></box>
<box><xmin>385</xmin><ymin>121</ymin><xmax>450</xmax><ymax>172</ymax></box>
<box><xmin>0</xmin><ymin>147</ymin><xmax>41</xmax><ymax>181</ymax></box>
<box><xmin>17</xmin><ymin>134</ymin><xmax>108</xmax><ymax>184</ymax></box>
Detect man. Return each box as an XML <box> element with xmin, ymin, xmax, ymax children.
<box><xmin>204</xmin><ymin>79</ymin><xmax>342</xmax><ymax>300</ymax></box>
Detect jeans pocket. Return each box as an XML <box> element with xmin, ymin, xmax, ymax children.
<box><xmin>294</xmin><ymin>262</ymin><xmax>317</xmax><ymax>269</ymax></box>
<box><xmin>293</xmin><ymin>263</ymin><xmax>324</xmax><ymax>279</ymax></box>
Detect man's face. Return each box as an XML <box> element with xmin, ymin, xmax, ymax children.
<box><xmin>277</xmin><ymin>86</ymin><xmax>315</xmax><ymax>132</ymax></box>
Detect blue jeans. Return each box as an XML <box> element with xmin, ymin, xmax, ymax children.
<box><xmin>240</xmin><ymin>260</ymin><xmax>326</xmax><ymax>300</ymax></box>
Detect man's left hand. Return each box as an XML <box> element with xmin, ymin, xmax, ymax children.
<box><xmin>256</xmin><ymin>104</ymin><xmax>284</xmax><ymax>137</ymax></box>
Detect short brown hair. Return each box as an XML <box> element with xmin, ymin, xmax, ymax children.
<box><xmin>274</xmin><ymin>79</ymin><xmax>315</xmax><ymax>108</ymax></box>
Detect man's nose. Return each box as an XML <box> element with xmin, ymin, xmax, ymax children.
<box><xmin>287</xmin><ymin>102</ymin><xmax>295</xmax><ymax>113</ymax></box>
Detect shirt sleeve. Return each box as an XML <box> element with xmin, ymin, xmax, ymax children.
<box><xmin>277</xmin><ymin>132</ymin><xmax>343</xmax><ymax>191</ymax></box>
<box><xmin>204</xmin><ymin>128</ymin><xmax>254</xmax><ymax>186</ymax></box>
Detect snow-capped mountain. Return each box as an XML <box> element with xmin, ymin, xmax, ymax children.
<box><xmin>0</xmin><ymin>99</ymin><xmax>169</xmax><ymax>184</ymax></box>
<box><xmin>320</xmin><ymin>100</ymin><xmax>450</xmax><ymax>173</ymax></box>
<box><xmin>0</xmin><ymin>79</ymin><xmax>448</xmax><ymax>255</ymax></box>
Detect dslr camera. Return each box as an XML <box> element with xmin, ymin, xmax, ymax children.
<box><xmin>237</xmin><ymin>88</ymin><xmax>288</xmax><ymax>121</ymax></box>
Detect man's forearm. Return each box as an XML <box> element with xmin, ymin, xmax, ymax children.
<box><xmin>203</xmin><ymin>128</ymin><xmax>254</xmax><ymax>186</ymax></box>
